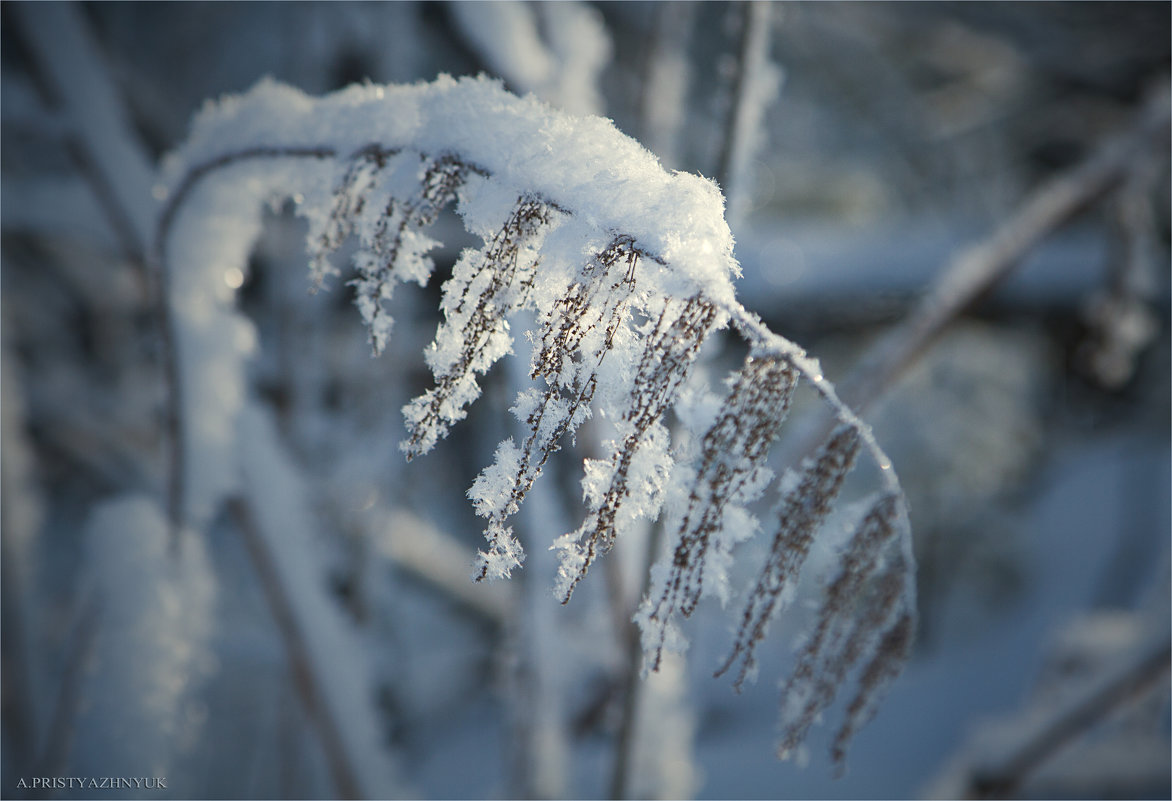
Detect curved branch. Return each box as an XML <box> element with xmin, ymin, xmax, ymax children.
<box><xmin>152</xmin><ymin>146</ymin><xmax>335</xmax><ymax>535</ymax></box>
<box><xmin>155</xmin><ymin>76</ymin><xmax>921</xmax><ymax>767</ymax></box>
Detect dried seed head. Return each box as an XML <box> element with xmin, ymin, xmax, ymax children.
<box><xmin>163</xmin><ymin>77</ymin><xmax>919</xmax><ymax>774</ymax></box>
<box><xmin>642</xmin><ymin>353</ymin><xmax>798</xmax><ymax>672</ymax></box>
<box><xmin>468</xmin><ymin>236</ymin><xmax>642</xmax><ymax>581</ymax></box>
<box><xmin>349</xmin><ymin>152</ymin><xmax>469</xmax><ymax>354</ymax></box>
<box><xmin>554</xmin><ymin>295</ymin><xmax>718</xmax><ymax>604</ymax></box>
<box><xmin>774</xmin><ymin>491</ymin><xmax>911</xmax><ymax>761</ymax></box>
<box><xmin>403</xmin><ymin>195</ymin><xmax>553</xmax><ymax>459</ymax></box>
<box><xmin>714</xmin><ymin>424</ymin><xmax>862</xmax><ymax>689</ymax></box>
<box><xmin>308</xmin><ymin>145</ymin><xmax>397</xmax><ymax>287</ymax></box>
<box><xmin>830</xmin><ymin>611</ymin><xmax>914</xmax><ymax>767</ymax></box>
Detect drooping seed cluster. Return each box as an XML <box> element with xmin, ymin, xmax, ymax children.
<box><xmin>470</xmin><ymin>236</ymin><xmax>642</xmax><ymax>580</ymax></box>
<box><xmin>403</xmin><ymin>195</ymin><xmax>553</xmax><ymax>459</ymax></box>
<box><xmin>318</xmin><ymin>156</ymin><xmax>913</xmax><ymax>763</ymax></box>
<box><xmin>307</xmin><ymin>144</ymin><xmax>399</xmax><ymax>290</ymax></box>
<box><xmin>641</xmin><ymin>353</ymin><xmax>798</xmax><ymax>672</ymax></box>
<box><xmin>307</xmin><ymin>144</ymin><xmax>916</xmax><ymax>768</ymax></box>
<box><xmin>715</xmin><ymin>424</ymin><xmax>862</xmax><ymax>690</ymax></box>
<box><xmin>303</xmin><ymin>147</ymin><xmax>474</xmax><ymax>355</ymax></box>
<box><xmin>165</xmin><ymin>76</ymin><xmax>919</xmax><ymax>768</ymax></box>
<box><xmin>552</xmin><ymin>294</ymin><xmax>719</xmax><ymax>603</ymax></box>
<box><xmin>830</xmin><ymin>609</ymin><xmax>913</xmax><ymax>766</ymax></box>
<box><xmin>351</xmin><ymin>154</ymin><xmax>471</xmax><ymax>354</ymax></box>
<box><xmin>772</xmin><ymin>491</ymin><xmax>909</xmax><ymax>765</ymax></box>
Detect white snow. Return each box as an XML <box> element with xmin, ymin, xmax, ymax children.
<box><xmin>160</xmin><ymin>75</ymin><xmax>740</xmax><ymax>306</ymax></box>
<box><xmin>72</xmin><ymin>495</ymin><xmax>216</xmax><ymax>779</ymax></box>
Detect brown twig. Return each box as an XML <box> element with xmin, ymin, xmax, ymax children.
<box><xmin>227</xmin><ymin>497</ymin><xmax>363</xmax><ymax>800</ymax></box>
<box><xmin>835</xmin><ymin>80</ymin><xmax>1171</xmax><ymax>419</ymax></box>
<box><xmin>35</xmin><ymin>593</ymin><xmax>101</xmax><ymax>786</ymax></box>
<box><xmin>970</xmin><ymin>635</ymin><xmax>1172</xmax><ymax>799</ymax></box>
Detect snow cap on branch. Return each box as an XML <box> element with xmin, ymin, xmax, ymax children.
<box><xmin>160</xmin><ymin>74</ymin><xmax>740</xmax><ymax>305</ymax></box>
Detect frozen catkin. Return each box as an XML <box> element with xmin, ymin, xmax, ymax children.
<box><xmin>352</xmin><ymin>153</ymin><xmax>471</xmax><ymax>355</ymax></box>
<box><xmin>774</xmin><ymin>491</ymin><xmax>911</xmax><ymax>763</ymax></box>
<box><xmin>307</xmin><ymin>145</ymin><xmax>389</xmax><ymax>288</ymax></box>
<box><xmin>715</xmin><ymin>424</ymin><xmax>862</xmax><ymax>691</ymax></box>
<box><xmin>471</xmin><ymin>236</ymin><xmax>642</xmax><ymax>581</ymax></box>
<box><xmin>404</xmin><ymin>195</ymin><xmax>554</xmax><ymax>459</ymax></box>
<box><xmin>157</xmin><ymin>74</ymin><xmax>917</xmax><ymax>766</ymax></box>
<box><xmin>553</xmin><ymin>293</ymin><xmax>719</xmax><ymax>603</ymax></box>
<box><xmin>830</xmin><ymin>610</ymin><xmax>914</xmax><ymax>767</ymax></box>
<box><xmin>641</xmin><ymin>353</ymin><xmax>798</xmax><ymax>672</ymax></box>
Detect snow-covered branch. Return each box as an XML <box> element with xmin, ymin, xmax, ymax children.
<box><xmin>156</xmin><ymin>74</ymin><xmax>917</xmax><ymax>764</ymax></box>
<box><xmin>835</xmin><ymin>80</ymin><xmax>1171</xmax><ymax>420</ymax></box>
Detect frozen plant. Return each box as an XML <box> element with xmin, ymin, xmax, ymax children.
<box><xmin>155</xmin><ymin>74</ymin><xmax>917</xmax><ymax>766</ymax></box>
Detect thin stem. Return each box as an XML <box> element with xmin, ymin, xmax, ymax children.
<box><xmin>608</xmin><ymin>518</ymin><xmax>665</xmax><ymax>800</ymax></box>
<box><xmin>637</xmin><ymin>1</ymin><xmax>695</xmax><ymax>165</ymax></box>
<box><xmin>35</xmin><ymin>593</ymin><xmax>101</xmax><ymax>784</ymax></box>
<box><xmin>227</xmin><ymin>497</ymin><xmax>363</xmax><ymax>800</ymax></box>
<box><xmin>971</xmin><ymin>635</ymin><xmax>1172</xmax><ymax>799</ymax></box>
<box><xmin>714</xmin><ymin>1</ymin><xmax>753</xmax><ymax>195</ymax></box>
<box><xmin>714</xmin><ymin>0</ymin><xmax>774</xmax><ymax>220</ymax></box>
<box><xmin>153</xmin><ymin>146</ymin><xmax>335</xmax><ymax>538</ymax></box>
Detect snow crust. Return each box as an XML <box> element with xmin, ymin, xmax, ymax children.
<box><xmin>160</xmin><ymin>75</ymin><xmax>740</xmax><ymax>305</ymax></box>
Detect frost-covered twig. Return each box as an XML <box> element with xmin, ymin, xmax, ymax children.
<box><xmin>68</xmin><ymin>497</ymin><xmax>216</xmax><ymax>782</ymax></box>
<box><xmin>608</xmin><ymin>516</ymin><xmax>664</xmax><ymax>801</ymax></box>
<box><xmin>638</xmin><ymin>2</ymin><xmax>695</xmax><ymax>165</ymax></box>
<box><xmin>10</xmin><ymin>2</ymin><xmax>156</xmax><ymax>259</ymax></box>
<box><xmin>12</xmin><ymin>3</ymin><xmax>204</xmax><ymax>551</ymax></box>
<box><xmin>504</xmin><ymin>459</ymin><xmax>574</xmax><ymax>799</ymax></box>
<box><xmin>229</xmin><ymin>498</ymin><xmax>363</xmax><ymax>800</ymax></box>
<box><xmin>834</xmin><ymin>80</ymin><xmax>1171</xmax><ymax>420</ymax></box>
<box><xmin>970</xmin><ymin>634</ymin><xmax>1171</xmax><ymax>798</ymax></box>
<box><xmin>447</xmin><ymin>1</ymin><xmax>611</xmax><ymax>116</ymax></box>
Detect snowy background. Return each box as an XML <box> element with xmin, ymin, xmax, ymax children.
<box><xmin>2</xmin><ymin>3</ymin><xmax>1169</xmax><ymax>799</ymax></box>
